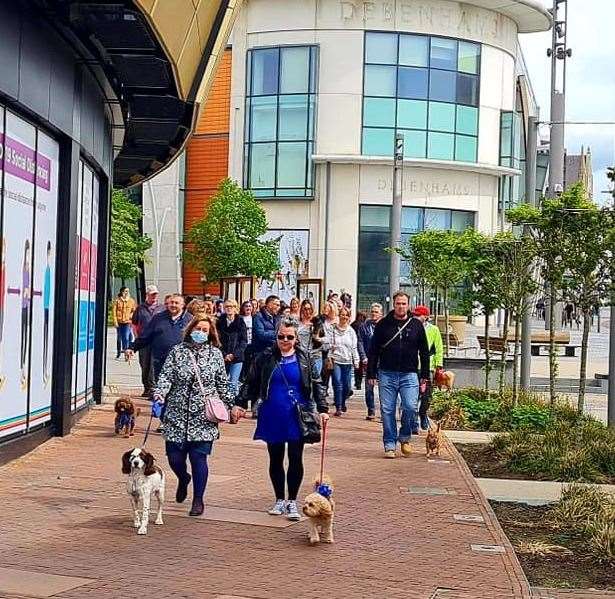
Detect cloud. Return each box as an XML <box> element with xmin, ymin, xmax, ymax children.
<box><xmin>519</xmin><ymin>0</ymin><xmax>615</xmax><ymax>202</ymax></box>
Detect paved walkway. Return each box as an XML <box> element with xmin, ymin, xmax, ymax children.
<box><xmin>0</xmin><ymin>392</ymin><xmax>531</xmax><ymax>599</ymax></box>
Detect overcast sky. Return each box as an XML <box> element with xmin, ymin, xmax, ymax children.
<box><xmin>519</xmin><ymin>0</ymin><xmax>615</xmax><ymax>203</ymax></box>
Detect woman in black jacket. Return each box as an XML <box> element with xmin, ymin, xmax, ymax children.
<box><xmin>217</xmin><ymin>299</ymin><xmax>248</xmax><ymax>397</ymax></box>
<box><xmin>237</xmin><ymin>317</ymin><xmax>328</xmax><ymax>520</ymax></box>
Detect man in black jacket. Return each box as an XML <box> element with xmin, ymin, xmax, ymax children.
<box><xmin>367</xmin><ymin>291</ymin><xmax>430</xmax><ymax>458</ymax></box>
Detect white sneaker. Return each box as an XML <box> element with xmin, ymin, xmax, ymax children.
<box><xmin>286</xmin><ymin>500</ymin><xmax>301</xmax><ymax>521</ymax></box>
<box><xmin>267</xmin><ymin>499</ymin><xmax>286</xmax><ymax>515</ymax></box>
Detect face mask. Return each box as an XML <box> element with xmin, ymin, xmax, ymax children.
<box><xmin>191</xmin><ymin>330</ymin><xmax>208</xmax><ymax>344</ymax></box>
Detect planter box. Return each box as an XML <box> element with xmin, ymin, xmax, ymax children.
<box><xmin>443</xmin><ymin>356</ymin><xmax>513</xmax><ymax>390</ymax></box>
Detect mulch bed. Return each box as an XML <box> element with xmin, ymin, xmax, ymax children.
<box><xmin>491</xmin><ymin>501</ymin><xmax>615</xmax><ymax>591</ymax></box>
<box><xmin>455</xmin><ymin>443</ymin><xmax>541</xmax><ymax>481</ymax></box>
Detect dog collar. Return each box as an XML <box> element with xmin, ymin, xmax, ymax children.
<box><xmin>316</xmin><ymin>483</ymin><xmax>333</xmax><ymax>499</ymax></box>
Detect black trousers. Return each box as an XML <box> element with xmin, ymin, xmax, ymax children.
<box><xmin>266</xmin><ymin>441</ymin><xmax>305</xmax><ymax>501</ymax></box>
<box><xmin>138</xmin><ymin>346</ymin><xmax>155</xmax><ymax>394</ymax></box>
<box><xmin>419</xmin><ymin>378</ymin><xmax>432</xmax><ymax>418</ymax></box>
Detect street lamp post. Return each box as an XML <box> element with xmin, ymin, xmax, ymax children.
<box><xmin>389</xmin><ymin>133</ymin><xmax>404</xmax><ymax>306</ymax></box>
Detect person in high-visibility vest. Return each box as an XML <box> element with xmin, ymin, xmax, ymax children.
<box><xmin>413</xmin><ymin>305</ymin><xmax>443</xmax><ymax>431</ymax></box>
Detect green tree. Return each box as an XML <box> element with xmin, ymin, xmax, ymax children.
<box><xmin>560</xmin><ymin>199</ymin><xmax>613</xmax><ymax>411</ymax></box>
<box><xmin>185</xmin><ymin>179</ymin><xmax>280</xmax><ymax>283</ymax></box>
<box><xmin>508</xmin><ymin>183</ymin><xmax>592</xmax><ymax>404</ymax></box>
<box><xmin>109</xmin><ymin>188</ymin><xmax>152</xmax><ymax>283</ymax></box>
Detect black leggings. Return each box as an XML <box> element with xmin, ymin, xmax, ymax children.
<box><xmin>266</xmin><ymin>441</ymin><xmax>305</xmax><ymax>501</ymax></box>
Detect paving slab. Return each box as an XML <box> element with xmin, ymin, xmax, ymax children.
<box><xmin>476</xmin><ymin>477</ymin><xmax>615</xmax><ymax>505</ymax></box>
<box><xmin>0</xmin><ymin>566</ymin><xmax>92</xmax><ymax>598</ymax></box>
<box><xmin>445</xmin><ymin>430</ymin><xmax>500</xmax><ymax>444</ymax></box>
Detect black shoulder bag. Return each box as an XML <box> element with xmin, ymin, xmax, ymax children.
<box><xmin>278</xmin><ymin>359</ymin><xmax>321</xmax><ymax>444</ymax></box>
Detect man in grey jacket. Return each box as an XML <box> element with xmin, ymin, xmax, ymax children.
<box><xmin>357</xmin><ymin>303</ymin><xmax>383</xmax><ymax>420</ymax></box>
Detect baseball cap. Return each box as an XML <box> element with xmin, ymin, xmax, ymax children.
<box><xmin>145</xmin><ymin>284</ymin><xmax>159</xmax><ymax>294</ymax></box>
<box><xmin>413</xmin><ymin>305</ymin><xmax>430</xmax><ymax>317</ymax></box>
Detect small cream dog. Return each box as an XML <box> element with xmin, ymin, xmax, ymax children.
<box><xmin>302</xmin><ymin>477</ymin><xmax>335</xmax><ymax>545</ymax></box>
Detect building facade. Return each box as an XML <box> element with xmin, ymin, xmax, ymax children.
<box><xmin>0</xmin><ymin>0</ymin><xmax>242</xmax><ymax>461</ymax></box>
<box><xmin>153</xmin><ymin>0</ymin><xmax>551</xmax><ymax>307</ymax></box>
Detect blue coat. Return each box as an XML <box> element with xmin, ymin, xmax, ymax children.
<box><xmin>251</xmin><ymin>308</ymin><xmax>280</xmax><ymax>353</ymax></box>
<box><xmin>131</xmin><ymin>310</ymin><xmax>192</xmax><ymax>378</ymax></box>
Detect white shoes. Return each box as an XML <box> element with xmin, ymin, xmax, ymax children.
<box><xmin>267</xmin><ymin>499</ymin><xmax>286</xmax><ymax>515</ymax></box>
<box><xmin>286</xmin><ymin>500</ymin><xmax>301</xmax><ymax>521</ymax></box>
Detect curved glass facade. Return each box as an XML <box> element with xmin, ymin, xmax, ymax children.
<box><xmin>362</xmin><ymin>32</ymin><xmax>480</xmax><ymax>162</ymax></box>
<box><xmin>244</xmin><ymin>46</ymin><xmax>318</xmax><ymax>198</ymax></box>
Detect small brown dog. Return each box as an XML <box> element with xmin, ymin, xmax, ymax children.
<box><xmin>302</xmin><ymin>477</ymin><xmax>335</xmax><ymax>545</ymax></box>
<box><xmin>434</xmin><ymin>367</ymin><xmax>455</xmax><ymax>391</ymax></box>
<box><xmin>114</xmin><ymin>396</ymin><xmax>139</xmax><ymax>438</ymax></box>
<box><xmin>425</xmin><ymin>421</ymin><xmax>443</xmax><ymax>457</ymax></box>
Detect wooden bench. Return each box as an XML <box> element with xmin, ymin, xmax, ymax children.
<box><xmin>477</xmin><ymin>335</ymin><xmax>514</xmax><ymax>355</ymax></box>
<box><xmin>443</xmin><ymin>331</ymin><xmax>472</xmax><ymax>355</ymax></box>
<box><xmin>501</xmin><ymin>330</ymin><xmax>578</xmax><ymax>357</ymax></box>
<box><xmin>531</xmin><ymin>344</ymin><xmax>580</xmax><ymax>357</ymax></box>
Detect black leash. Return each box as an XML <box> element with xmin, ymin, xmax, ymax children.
<box><xmin>141</xmin><ymin>410</ymin><xmax>155</xmax><ymax>447</ymax></box>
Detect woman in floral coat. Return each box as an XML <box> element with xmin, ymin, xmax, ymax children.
<box><xmin>153</xmin><ymin>314</ymin><xmax>239</xmax><ymax>516</ymax></box>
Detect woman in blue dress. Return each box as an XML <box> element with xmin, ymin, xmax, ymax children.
<box><xmin>236</xmin><ymin>317</ymin><xmax>329</xmax><ymax>520</ymax></box>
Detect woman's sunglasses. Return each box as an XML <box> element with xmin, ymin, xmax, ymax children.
<box><xmin>277</xmin><ymin>334</ymin><xmax>296</xmax><ymax>341</ymax></box>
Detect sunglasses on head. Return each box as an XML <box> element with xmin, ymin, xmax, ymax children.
<box><xmin>277</xmin><ymin>334</ymin><xmax>296</xmax><ymax>341</ymax></box>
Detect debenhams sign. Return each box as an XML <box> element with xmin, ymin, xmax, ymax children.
<box><xmin>330</xmin><ymin>0</ymin><xmax>515</xmax><ymax>51</ymax></box>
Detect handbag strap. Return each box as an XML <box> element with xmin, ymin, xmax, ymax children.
<box><xmin>188</xmin><ymin>346</ymin><xmax>211</xmax><ymax>397</ymax></box>
<box><xmin>382</xmin><ymin>317</ymin><xmax>413</xmax><ymax>349</ymax></box>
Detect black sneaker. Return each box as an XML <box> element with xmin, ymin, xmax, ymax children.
<box><xmin>175</xmin><ymin>474</ymin><xmax>191</xmax><ymax>503</ymax></box>
<box><xmin>189</xmin><ymin>499</ymin><xmax>204</xmax><ymax>516</ymax></box>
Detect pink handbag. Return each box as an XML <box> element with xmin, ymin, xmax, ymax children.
<box><xmin>188</xmin><ymin>350</ymin><xmax>229</xmax><ymax>424</ymax></box>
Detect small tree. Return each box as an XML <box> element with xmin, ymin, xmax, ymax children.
<box><xmin>185</xmin><ymin>179</ymin><xmax>280</xmax><ymax>283</ymax></box>
<box><xmin>560</xmin><ymin>197</ymin><xmax>613</xmax><ymax>412</ymax></box>
<box><xmin>109</xmin><ymin>188</ymin><xmax>152</xmax><ymax>284</ymax></box>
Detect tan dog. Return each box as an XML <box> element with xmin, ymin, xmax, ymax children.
<box><xmin>425</xmin><ymin>421</ymin><xmax>443</xmax><ymax>457</ymax></box>
<box><xmin>302</xmin><ymin>477</ymin><xmax>335</xmax><ymax>545</ymax></box>
<box><xmin>434</xmin><ymin>368</ymin><xmax>455</xmax><ymax>391</ymax></box>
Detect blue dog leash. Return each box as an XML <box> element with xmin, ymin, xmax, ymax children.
<box><xmin>142</xmin><ymin>400</ymin><xmax>163</xmax><ymax>447</ymax></box>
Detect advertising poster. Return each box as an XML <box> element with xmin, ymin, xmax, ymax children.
<box><xmin>0</xmin><ymin>111</ymin><xmax>36</xmax><ymax>439</ymax></box>
<box><xmin>257</xmin><ymin>229</ymin><xmax>309</xmax><ymax>303</ymax></box>
<box><xmin>85</xmin><ymin>175</ymin><xmax>99</xmax><ymax>399</ymax></box>
<box><xmin>74</xmin><ymin>164</ymin><xmax>92</xmax><ymax>410</ymax></box>
<box><xmin>71</xmin><ymin>162</ymin><xmax>83</xmax><ymax>412</ymax></box>
<box><xmin>28</xmin><ymin>131</ymin><xmax>58</xmax><ymax>428</ymax></box>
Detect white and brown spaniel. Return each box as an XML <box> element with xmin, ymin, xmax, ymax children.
<box><xmin>121</xmin><ymin>448</ymin><xmax>165</xmax><ymax>535</ymax></box>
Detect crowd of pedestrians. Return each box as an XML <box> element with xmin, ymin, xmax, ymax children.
<box><xmin>115</xmin><ymin>287</ymin><xmax>444</xmax><ymax>517</ymax></box>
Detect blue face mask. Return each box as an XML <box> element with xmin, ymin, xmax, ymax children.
<box><xmin>191</xmin><ymin>330</ymin><xmax>208</xmax><ymax>344</ymax></box>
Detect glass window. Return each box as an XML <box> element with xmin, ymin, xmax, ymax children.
<box><xmin>397</xmin><ymin>99</ymin><xmax>427</xmax><ymax>129</ymax></box>
<box><xmin>278</xmin><ymin>95</ymin><xmax>309</xmax><ymax>140</ymax></box>
<box><xmin>427</xmin><ymin>132</ymin><xmax>454</xmax><ymax>160</ymax></box>
<box><xmin>245</xmin><ymin>46</ymin><xmax>317</xmax><ymax>198</ymax></box>
<box><xmin>362</xmin><ymin>32</ymin><xmax>480</xmax><ymax>164</ymax></box>
<box><xmin>361</xmin><ymin>205</ymin><xmax>390</xmax><ymax>228</ymax></box>
<box><xmin>399</xmin><ymin>34</ymin><xmax>429</xmax><ymax>67</ymax></box>
<box><xmin>250</xmin><ymin>96</ymin><xmax>277</xmax><ymax>141</ymax></box>
<box><xmin>362</xmin><ymin>128</ymin><xmax>394</xmax><ymax>155</ymax></box>
<box><xmin>428</xmin><ymin>102</ymin><xmax>456</xmax><ymax>132</ymax></box>
<box><xmin>457</xmin><ymin>73</ymin><xmax>479</xmax><ymax>106</ymax></box>
<box><xmin>280</xmin><ymin>47</ymin><xmax>310</xmax><ymax>94</ymax></box>
<box><xmin>365</xmin><ymin>32</ymin><xmax>398</xmax><ymax>64</ymax></box>
<box><xmin>430</xmin><ymin>38</ymin><xmax>457</xmax><ymax>70</ymax></box>
<box><xmin>251</xmin><ymin>49</ymin><xmax>279</xmax><ymax>95</ymax></box>
<box><xmin>424</xmin><ymin>208</ymin><xmax>451</xmax><ymax>229</ymax></box>
<box><xmin>402</xmin><ymin>207</ymin><xmax>422</xmax><ymax>232</ymax></box>
<box><xmin>458</xmin><ymin>41</ymin><xmax>480</xmax><ymax>74</ymax></box>
<box><xmin>249</xmin><ymin>143</ymin><xmax>276</xmax><ymax>188</ymax></box>
<box><xmin>364</xmin><ymin>97</ymin><xmax>396</xmax><ymax>128</ymax></box>
<box><xmin>277</xmin><ymin>142</ymin><xmax>307</xmax><ymax>187</ymax></box>
<box><xmin>454</xmin><ymin>135</ymin><xmax>477</xmax><ymax>162</ymax></box>
<box><xmin>456</xmin><ymin>105</ymin><xmax>478</xmax><ymax>135</ymax></box>
<box><xmin>397</xmin><ymin>67</ymin><xmax>429</xmax><ymax>99</ymax></box>
<box><xmin>451</xmin><ymin>210</ymin><xmax>474</xmax><ymax>231</ymax></box>
<box><xmin>364</xmin><ymin>64</ymin><xmax>397</xmax><ymax>96</ymax></box>
<box><xmin>429</xmin><ymin>70</ymin><xmax>456</xmax><ymax>102</ymax></box>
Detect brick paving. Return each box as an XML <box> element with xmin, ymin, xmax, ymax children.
<box><xmin>0</xmin><ymin>392</ymin><xmax>535</xmax><ymax>599</ymax></box>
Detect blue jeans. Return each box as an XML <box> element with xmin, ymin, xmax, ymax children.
<box><xmin>117</xmin><ymin>324</ymin><xmax>132</xmax><ymax>354</ymax></box>
<box><xmin>378</xmin><ymin>370</ymin><xmax>419</xmax><ymax>451</ymax></box>
<box><xmin>332</xmin><ymin>363</ymin><xmax>352</xmax><ymax>411</ymax></box>
<box><xmin>226</xmin><ymin>361</ymin><xmax>243</xmax><ymax>397</ymax></box>
<box><xmin>365</xmin><ymin>380</ymin><xmax>376</xmax><ymax>415</ymax></box>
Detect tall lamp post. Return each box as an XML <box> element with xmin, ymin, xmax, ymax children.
<box><xmin>389</xmin><ymin>133</ymin><xmax>404</xmax><ymax>306</ymax></box>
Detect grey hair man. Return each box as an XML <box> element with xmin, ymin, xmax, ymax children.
<box><xmin>357</xmin><ymin>302</ymin><xmax>384</xmax><ymax>420</ymax></box>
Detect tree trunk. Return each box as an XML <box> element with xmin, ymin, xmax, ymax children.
<box><xmin>499</xmin><ymin>309</ymin><xmax>509</xmax><ymax>395</ymax></box>
<box><xmin>484</xmin><ymin>311</ymin><xmax>491</xmax><ymax>390</ymax></box>
<box><xmin>577</xmin><ymin>308</ymin><xmax>591</xmax><ymax>414</ymax></box>
<box><xmin>548</xmin><ymin>285</ymin><xmax>558</xmax><ymax>405</ymax></box>
<box><xmin>444</xmin><ymin>287</ymin><xmax>450</xmax><ymax>357</ymax></box>
<box><xmin>512</xmin><ymin>311</ymin><xmax>521</xmax><ymax>405</ymax></box>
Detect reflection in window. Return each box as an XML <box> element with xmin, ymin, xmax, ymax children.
<box><xmin>362</xmin><ymin>32</ymin><xmax>480</xmax><ymax>162</ymax></box>
<box><xmin>358</xmin><ymin>205</ymin><xmax>475</xmax><ymax>309</ymax></box>
<box><xmin>245</xmin><ymin>46</ymin><xmax>318</xmax><ymax>198</ymax></box>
